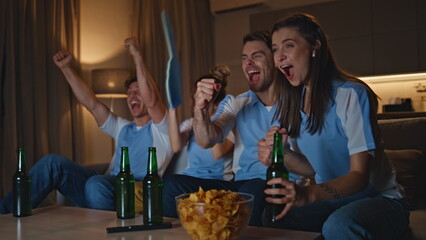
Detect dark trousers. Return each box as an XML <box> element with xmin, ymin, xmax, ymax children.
<box><xmin>162</xmin><ymin>174</ymin><xmax>267</xmax><ymax>226</ymax></box>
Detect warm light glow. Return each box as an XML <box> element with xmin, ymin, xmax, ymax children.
<box><xmin>80</xmin><ymin>48</ymin><xmax>126</xmax><ymax>65</ymax></box>
<box><xmin>360</xmin><ymin>72</ymin><xmax>426</xmax><ymax>113</ymax></box>
<box><xmin>360</xmin><ymin>72</ymin><xmax>426</xmax><ymax>83</ymax></box>
<box><xmin>107</xmin><ymin>82</ymin><xmax>116</xmax><ymax>88</ymax></box>
<box><xmin>80</xmin><ymin>0</ymin><xmax>132</xmax><ymax>65</ymax></box>
<box><xmin>91</xmin><ymin>69</ymin><xmax>130</xmax><ymax>97</ymax></box>
<box><xmin>95</xmin><ymin>93</ymin><xmax>127</xmax><ymax>98</ymax></box>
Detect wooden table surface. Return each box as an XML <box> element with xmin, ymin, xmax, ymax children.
<box><xmin>0</xmin><ymin>206</ymin><xmax>321</xmax><ymax>240</ymax></box>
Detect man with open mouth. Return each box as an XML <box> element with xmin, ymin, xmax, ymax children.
<box><xmin>163</xmin><ymin>30</ymin><xmax>288</xmax><ymax>227</ymax></box>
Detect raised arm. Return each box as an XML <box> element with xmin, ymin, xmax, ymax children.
<box><xmin>53</xmin><ymin>50</ymin><xmax>110</xmax><ymax>126</ymax></box>
<box><xmin>192</xmin><ymin>78</ymin><xmax>223</xmax><ymax>148</ymax></box>
<box><xmin>168</xmin><ymin>107</ymin><xmax>189</xmax><ymax>153</ymax></box>
<box><xmin>125</xmin><ymin>37</ymin><xmax>166</xmax><ymax>124</ymax></box>
<box><xmin>210</xmin><ymin>139</ymin><xmax>234</xmax><ymax>160</ymax></box>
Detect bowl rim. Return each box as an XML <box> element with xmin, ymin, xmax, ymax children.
<box><xmin>175</xmin><ymin>191</ymin><xmax>254</xmax><ymax>205</ymax></box>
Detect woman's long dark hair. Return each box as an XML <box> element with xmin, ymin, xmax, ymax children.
<box><xmin>273</xmin><ymin>13</ymin><xmax>379</xmax><ymax>140</ymax></box>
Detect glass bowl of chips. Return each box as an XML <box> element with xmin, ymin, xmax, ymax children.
<box><xmin>176</xmin><ymin>187</ymin><xmax>253</xmax><ymax>240</ymax></box>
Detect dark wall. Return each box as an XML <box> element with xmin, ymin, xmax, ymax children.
<box><xmin>250</xmin><ymin>0</ymin><xmax>426</xmax><ymax>76</ymax></box>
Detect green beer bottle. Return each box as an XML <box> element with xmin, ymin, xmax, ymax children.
<box><xmin>115</xmin><ymin>147</ymin><xmax>135</xmax><ymax>219</ymax></box>
<box><xmin>143</xmin><ymin>147</ymin><xmax>163</xmax><ymax>226</ymax></box>
<box><xmin>13</xmin><ymin>147</ymin><xmax>31</xmax><ymax>217</ymax></box>
<box><xmin>265</xmin><ymin>132</ymin><xmax>289</xmax><ymax>223</ymax></box>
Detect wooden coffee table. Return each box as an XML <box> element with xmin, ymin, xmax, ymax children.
<box><xmin>0</xmin><ymin>206</ymin><xmax>321</xmax><ymax>239</ymax></box>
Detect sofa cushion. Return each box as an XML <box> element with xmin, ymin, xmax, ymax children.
<box><xmin>379</xmin><ymin>117</ymin><xmax>426</xmax><ymax>154</ymax></box>
<box><xmin>385</xmin><ymin>149</ymin><xmax>426</xmax><ymax>208</ymax></box>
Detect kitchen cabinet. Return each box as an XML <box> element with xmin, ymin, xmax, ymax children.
<box><xmin>250</xmin><ymin>0</ymin><xmax>426</xmax><ymax>76</ymax></box>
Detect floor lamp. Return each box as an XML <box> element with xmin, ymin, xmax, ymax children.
<box><xmin>91</xmin><ymin>68</ymin><xmax>130</xmax><ymax>111</ymax></box>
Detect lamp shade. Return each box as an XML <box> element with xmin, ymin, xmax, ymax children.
<box><xmin>91</xmin><ymin>68</ymin><xmax>131</xmax><ymax>98</ymax></box>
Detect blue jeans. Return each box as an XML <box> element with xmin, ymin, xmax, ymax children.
<box><xmin>263</xmin><ymin>194</ymin><xmax>410</xmax><ymax>240</ymax></box>
<box><xmin>163</xmin><ymin>174</ymin><xmax>267</xmax><ymax>226</ymax></box>
<box><xmin>0</xmin><ymin>154</ymin><xmax>98</xmax><ymax>214</ymax></box>
<box><xmin>85</xmin><ymin>175</ymin><xmax>116</xmax><ymax>210</ymax></box>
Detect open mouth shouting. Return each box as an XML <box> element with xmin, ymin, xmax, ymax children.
<box><xmin>281</xmin><ymin>65</ymin><xmax>294</xmax><ymax>80</ymax></box>
<box><xmin>129</xmin><ymin>100</ymin><xmax>141</xmax><ymax>112</ymax></box>
<box><xmin>247</xmin><ymin>69</ymin><xmax>261</xmax><ymax>84</ymax></box>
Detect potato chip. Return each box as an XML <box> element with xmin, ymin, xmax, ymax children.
<box><xmin>176</xmin><ymin>187</ymin><xmax>252</xmax><ymax>240</ymax></box>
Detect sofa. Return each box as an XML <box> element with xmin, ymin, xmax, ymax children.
<box><xmin>53</xmin><ymin>117</ymin><xmax>426</xmax><ymax>239</ymax></box>
<box><xmin>164</xmin><ymin>117</ymin><xmax>426</xmax><ymax>239</ymax></box>
<box><xmin>163</xmin><ymin>117</ymin><xmax>426</xmax><ymax>239</ymax></box>
<box><xmin>378</xmin><ymin>117</ymin><xmax>426</xmax><ymax>240</ymax></box>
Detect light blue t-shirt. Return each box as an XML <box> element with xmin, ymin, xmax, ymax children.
<box><xmin>180</xmin><ymin>118</ymin><xmax>234</xmax><ymax>181</ymax></box>
<box><xmin>288</xmin><ymin>80</ymin><xmax>402</xmax><ymax>199</ymax></box>
<box><xmin>213</xmin><ymin>91</ymin><xmax>280</xmax><ymax>181</ymax></box>
<box><xmin>100</xmin><ymin>112</ymin><xmax>173</xmax><ymax>180</ymax></box>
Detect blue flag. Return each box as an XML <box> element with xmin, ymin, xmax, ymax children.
<box><xmin>161</xmin><ymin>11</ymin><xmax>182</xmax><ymax>108</ymax></box>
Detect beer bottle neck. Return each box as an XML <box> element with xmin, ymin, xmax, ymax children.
<box><xmin>120</xmin><ymin>147</ymin><xmax>130</xmax><ymax>172</ymax></box>
<box><xmin>147</xmin><ymin>147</ymin><xmax>158</xmax><ymax>174</ymax></box>
<box><xmin>17</xmin><ymin>148</ymin><xmax>26</xmax><ymax>172</ymax></box>
<box><xmin>272</xmin><ymin>133</ymin><xmax>284</xmax><ymax>164</ymax></box>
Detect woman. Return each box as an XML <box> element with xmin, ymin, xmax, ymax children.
<box><xmin>259</xmin><ymin>13</ymin><xmax>409</xmax><ymax>239</ymax></box>
<box><xmin>168</xmin><ymin>64</ymin><xmax>234</xmax><ymax>180</ymax></box>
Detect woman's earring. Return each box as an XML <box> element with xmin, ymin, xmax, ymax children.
<box><xmin>312</xmin><ymin>51</ymin><xmax>316</xmax><ymax>58</ymax></box>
